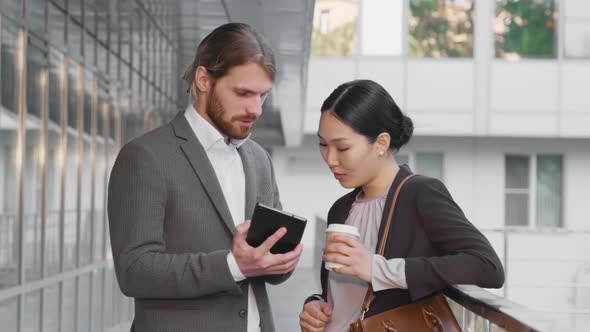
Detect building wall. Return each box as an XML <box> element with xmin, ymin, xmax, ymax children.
<box><xmin>305</xmin><ymin>58</ymin><xmax>590</xmax><ymax>138</ymax></box>
<box><xmin>273</xmin><ymin>135</ymin><xmax>590</xmax><ymax>315</ymax></box>
<box><xmin>0</xmin><ymin>1</ymin><xmax>177</xmax><ymax>330</ymax></box>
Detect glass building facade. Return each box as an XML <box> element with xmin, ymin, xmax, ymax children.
<box><xmin>0</xmin><ymin>1</ymin><xmax>178</xmax><ymax>331</ymax></box>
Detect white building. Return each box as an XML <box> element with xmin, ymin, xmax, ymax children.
<box><xmin>272</xmin><ymin>0</ymin><xmax>590</xmax><ymax>328</ymax></box>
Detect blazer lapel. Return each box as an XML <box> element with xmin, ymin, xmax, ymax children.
<box><xmin>238</xmin><ymin>144</ymin><xmax>257</xmax><ymax>220</ymax></box>
<box><xmin>171</xmin><ymin>112</ymin><xmax>236</xmax><ymax>233</ymax></box>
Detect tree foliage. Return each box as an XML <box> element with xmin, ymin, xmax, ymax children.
<box><xmin>495</xmin><ymin>0</ymin><xmax>556</xmax><ymax>58</ymax></box>
<box><xmin>312</xmin><ymin>21</ymin><xmax>357</xmax><ymax>56</ymax></box>
<box><xmin>409</xmin><ymin>0</ymin><xmax>474</xmax><ymax>58</ymax></box>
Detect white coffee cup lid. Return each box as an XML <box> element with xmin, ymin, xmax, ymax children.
<box><xmin>326</xmin><ymin>224</ymin><xmax>360</xmax><ymax>237</ymax></box>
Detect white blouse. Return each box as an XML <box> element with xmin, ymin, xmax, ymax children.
<box><xmin>325</xmin><ymin>189</ymin><xmax>407</xmax><ymax>332</ymax></box>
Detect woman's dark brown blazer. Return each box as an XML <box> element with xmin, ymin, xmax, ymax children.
<box><xmin>318</xmin><ymin>165</ymin><xmax>505</xmax><ymax>318</ymax></box>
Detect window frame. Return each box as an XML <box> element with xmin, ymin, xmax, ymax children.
<box><xmin>504</xmin><ymin>154</ymin><xmax>564</xmax><ymax>229</ymax></box>
<box><xmin>396</xmin><ymin>151</ymin><xmax>445</xmax><ymax>182</ymax></box>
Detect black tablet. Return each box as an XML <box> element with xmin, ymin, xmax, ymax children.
<box><xmin>246</xmin><ymin>203</ymin><xmax>307</xmax><ymax>254</ymax></box>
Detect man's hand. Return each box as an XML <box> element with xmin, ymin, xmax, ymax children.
<box><xmin>232</xmin><ymin>220</ymin><xmax>303</xmax><ymax>277</ymax></box>
<box><xmin>299</xmin><ymin>300</ymin><xmax>332</xmax><ymax>332</ymax></box>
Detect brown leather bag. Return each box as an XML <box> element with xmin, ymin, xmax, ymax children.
<box><xmin>350</xmin><ymin>174</ymin><xmax>461</xmax><ymax>332</ymax></box>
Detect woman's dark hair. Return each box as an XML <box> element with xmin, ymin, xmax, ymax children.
<box><xmin>321</xmin><ymin>79</ymin><xmax>413</xmax><ymax>151</ymax></box>
<box><xmin>182</xmin><ymin>22</ymin><xmax>276</xmax><ymax>99</ymax></box>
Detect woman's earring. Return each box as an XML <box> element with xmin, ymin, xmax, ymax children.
<box><xmin>379</xmin><ymin>151</ymin><xmax>384</xmax><ymax>156</ymax></box>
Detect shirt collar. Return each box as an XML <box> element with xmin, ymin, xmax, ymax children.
<box><xmin>184</xmin><ymin>104</ymin><xmax>249</xmax><ymax>150</ymax></box>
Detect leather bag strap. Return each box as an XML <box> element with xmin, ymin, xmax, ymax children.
<box><xmin>359</xmin><ymin>174</ymin><xmax>419</xmax><ymax>319</ymax></box>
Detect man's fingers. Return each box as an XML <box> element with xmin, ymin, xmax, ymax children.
<box><xmin>235</xmin><ymin>220</ymin><xmax>251</xmax><ymax>234</ymax></box>
<box><xmin>258</xmin><ymin>226</ymin><xmax>287</xmax><ymax>252</ymax></box>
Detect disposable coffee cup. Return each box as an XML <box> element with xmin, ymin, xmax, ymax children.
<box><xmin>324</xmin><ymin>224</ymin><xmax>360</xmax><ymax>270</ymax></box>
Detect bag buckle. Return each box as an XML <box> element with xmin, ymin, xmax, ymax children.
<box><xmin>359</xmin><ymin>308</ymin><xmax>367</xmax><ymax>321</ymax></box>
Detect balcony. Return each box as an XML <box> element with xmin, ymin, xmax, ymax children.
<box><xmin>266</xmin><ymin>217</ymin><xmax>590</xmax><ymax>331</ymax></box>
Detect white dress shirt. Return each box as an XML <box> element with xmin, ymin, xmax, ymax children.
<box><xmin>184</xmin><ymin>106</ymin><xmax>260</xmax><ymax>332</ymax></box>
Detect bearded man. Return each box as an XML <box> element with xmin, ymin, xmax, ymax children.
<box><xmin>107</xmin><ymin>22</ymin><xmax>302</xmax><ymax>332</ymax></box>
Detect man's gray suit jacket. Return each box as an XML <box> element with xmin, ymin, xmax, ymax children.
<box><xmin>107</xmin><ymin>111</ymin><xmax>289</xmax><ymax>332</ymax></box>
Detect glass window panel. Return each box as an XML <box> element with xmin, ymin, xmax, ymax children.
<box><xmin>69</xmin><ymin>0</ymin><xmax>83</xmax><ymax>23</ymax></box>
<box><xmin>0</xmin><ymin>23</ymin><xmax>19</xmax><ymax>290</ymax></box>
<box><xmin>110</xmin><ymin>53</ymin><xmax>119</xmax><ymax>82</ymax></box>
<box><xmin>121</xmin><ymin>28</ymin><xmax>131</xmax><ymax>65</ymax></box>
<box><xmin>45</xmin><ymin>140</ymin><xmax>61</xmax><ymax>276</ymax></box>
<box><xmin>119</xmin><ymin>1</ymin><xmax>132</xmax><ymax>63</ymax></box>
<box><xmin>77</xmin><ymin>274</ymin><xmax>91</xmax><ymax>332</ymax></box>
<box><xmin>130</xmin><ymin>10</ymin><xmax>141</xmax><ymax>73</ymax></box>
<box><xmin>61</xmin><ymin>279</ymin><xmax>76</xmax><ymax>332</ymax></box>
<box><xmin>409</xmin><ymin>0</ymin><xmax>474</xmax><ymax>58</ymax></box>
<box><xmin>109</xmin><ymin>99</ymin><xmax>116</xmax><ymax>141</ymax></box>
<box><xmin>28</xmin><ymin>0</ymin><xmax>47</xmax><ymax>33</ymax></box>
<box><xmin>46</xmin><ymin>52</ymin><xmax>63</xmax><ymax>277</ymax></box>
<box><xmin>24</xmin><ymin>41</ymin><xmax>46</xmax><ymax>282</ymax></box>
<box><xmin>536</xmin><ymin>155</ymin><xmax>563</xmax><ymax>228</ymax></box>
<box><xmin>0</xmin><ymin>0</ymin><xmax>22</xmax><ymax>17</ymax></box>
<box><xmin>0</xmin><ymin>297</ymin><xmax>18</xmax><ymax>331</ymax></box>
<box><xmin>23</xmin><ymin>149</ymin><xmax>43</xmax><ymax>282</ymax></box>
<box><xmin>83</xmin><ymin>31</ymin><xmax>95</xmax><ymax>69</ymax></box>
<box><xmin>565</xmin><ymin>19</ymin><xmax>590</xmax><ymax>58</ymax></box>
<box><xmin>23</xmin><ymin>290</ymin><xmax>42</xmax><ymax>332</ymax></box>
<box><xmin>67</xmin><ymin>61</ymin><xmax>80</xmax><ymax>131</ymax></box>
<box><xmin>43</xmin><ymin>285</ymin><xmax>60</xmax><ymax>332</ymax></box>
<box><xmin>68</xmin><ymin>18</ymin><xmax>83</xmax><ymax>60</ymax></box>
<box><xmin>96</xmin><ymin>2</ymin><xmax>109</xmax><ymax>45</ymax></box>
<box><xmin>505</xmin><ymin>155</ymin><xmax>530</xmax><ymax>189</ymax></box>
<box><xmin>63</xmin><ymin>142</ymin><xmax>78</xmax><ymax>271</ymax></box>
<box><xmin>563</xmin><ymin>0</ymin><xmax>590</xmax><ymax>58</ymax></box>
<box><xmin>396</xmin><ymin>154</ymin><xmax>409</xmax><ymax>166</ymax></box>
<box><xmin>505</xmin><ymin>192</ymin><xmax>529</xmax><ymax>226</ymax></box>
<box><xmin>48</xmin><ymin>3</ymin><xmax>66</xmax><ymax>46</ymax></box>
<box><xmin>48</xmin><ymin>52</ymin><xmax>62</xmax><ymax>126</ymax></box>
<box><xmin>141</xmin><ymin>18</ymin><xmax>149</xmax><ymax>80</ymax></box>
<box><xmin>120</xmin><ymin>63</ymin><xmax>131</xmax><ymax>91</ymax></box>
<box><xmin>312</xmin><ymin>0</ymin><xmax>358</xmax><ymax>56</ymax></box>
<box><xmin>52</xmin><ymin>0</ymin><xmax>66</xmax><ymax>9</ymax></box>
<box><xmin>415</xmin><ymin>152</ymin><xmax>444</xmax><ymax>181</ymax></box>
<box><xmin>1</xmin><ymin>25</ymin><xmax>16</xmax><ymax>111</ymax></box>
<box><xmin>360</xmin><ymin>0</ymin><xmax>402</xmax><ymax>55</ymax></box>
<box><xmin>79</xmin><ymin>139</ymin><xmax>92</xmax><ymax>265</ymax></box>
<box><xmin>97</xmin><ymin>42</ymin><xmax>108</xmax><ymax>76</ymax></box>
<box><xmin>91</xmin><ymin>270</ymin><xmax>103</xmax><ymax>331</ymax></box>
<box><xmin>110</xmin><ymin>4</ymin><xmax>120</xmax><ymax>57</ymax></box>
<box><xmin>495</xmin><ymin>0</ymin><xmax>557</xmax><ymax>59</ymax></box>
<box><xmin>103</xmin><ymin>268</ymin><xmax>114</xmax><ymax>328</ymax></box>
<box><xmin>84</xmin><ymin>0</ymin><xmax>96</xmax><ymax>36</ymax></box>
<box><xmin>63</xmin><ymin>129</ymin><xmax>78</xmax><ymax>271</ymax></box>
<box><xmin>84</xmin><ymin>73</ymin><xmax>94</xmax><ymax>135</ymax></box>
<box><xmin>63</xmin><ymin>61</ymin><xmax>80</xmax><ymax>271</ymax></box>
<box><xmin>94</xmin><ymin>140</ymin><xmax>105</xmax><ymax>262</ymax></box>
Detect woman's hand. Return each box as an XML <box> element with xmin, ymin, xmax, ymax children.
<box><xmin>299</xmin><ymin>300</ymin><xmax>332</xmax><ymax>332</ymax></box>
<box><xmin>323</xmin><ymin>234</ymin><xmax>373</xmax><ymax>282</ymax></box>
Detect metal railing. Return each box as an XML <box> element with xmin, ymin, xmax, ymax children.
<box><xmin>312</xmin><ymin>216</ymin><xmax>590</xmax><ymax>331</ymax></box>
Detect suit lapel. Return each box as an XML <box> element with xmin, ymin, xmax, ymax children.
<box><xmin>171</xmin><ymin>112</ymin><xmax>236</xmax><ymax>233</ymax></box>
<box><xmin>238</xmin><ymin>144</ymin><xmax>257</xmax><ymax>220</ymax></box>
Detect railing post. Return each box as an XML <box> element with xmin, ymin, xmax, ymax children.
<box><xmin>503</xmin><ymin>228</ymin><xmax>509</xmax><ymax>298</ymax></box>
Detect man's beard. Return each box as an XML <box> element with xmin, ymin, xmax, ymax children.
<box><xmin>206</xmin><ymin>87</ymin><xmax>256</xmax><ymax>140</ymax></box>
